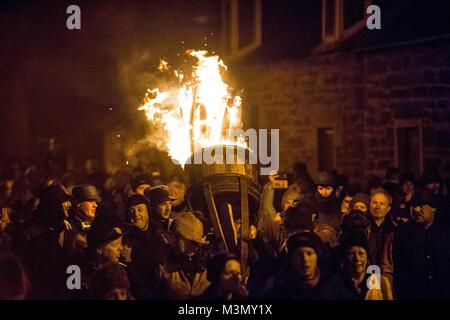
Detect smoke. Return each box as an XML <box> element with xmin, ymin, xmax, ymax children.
<box><xmin>116</xmin><ymin>48</ymin><xmax>183</xmax><ymax>169</ymax></box>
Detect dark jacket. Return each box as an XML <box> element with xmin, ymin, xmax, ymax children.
<box><xmin>67</xmin><ymin>211</ymin><xmax>92</xmax><ymax>236</ymax></box>
<box><xmin>196</xmin><ymin>285</ymin><xmax>247</xmax><ymax>300</ymax></box>
<box><xmin>393</xmin><ymin>220</ymin><xmax>450</xmax><ymax>299</ymax></box>
<box><xmin>126</xmin><ymin>226</ymin><xmax>170</xmax><ymax>298</ymax></box>
<box><xmin>263</xmin><ymin>268</ymin><xmax>344</xmax><ymax>300</ymax></box>
<box><xmin>328</xmin><ymin>273</ymin><xmax>393</xmax><ymax>300</ymax></box>
<box><xmin>151</xmin><ymin>218</ymin><xmax>173</xmax><ymax>234</ymax></box>
<box><xmin>14</xmin><ymin>215</ymin><xmax>74</xmax><ymax>299</ymax></box>
<box><xmin>316</xmin><ymin>193</ymin><xmax>342</xmax><ymax>233</ymax></box>
<box><xmin>68</xmin><ymin>249</ymin><xmax>146</xmax><ymax>300</ymax></box>
<box><xmin>368</xmin><ymin>215</ymin><xmax>395</xmax><ymax>266</ymax></box>
<box><xmin>66</xmin><ymin>211</ymin><xmax>92</xmax><ymax>254</ymax></box>
<box><xmin>0</xmin><ymin>228</ymin><xmax>13</xmax><ymax>252</ymax></box>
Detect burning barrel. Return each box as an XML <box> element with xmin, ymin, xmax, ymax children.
<box><xmin>184</xmin><ymin>144</ymin><xmax>260</xmax><ymax>270</ymax></box>
<box><xmin>137</xmin><ymin>50</ymin><xmax>257</xmax><ymax>269</ymax></box>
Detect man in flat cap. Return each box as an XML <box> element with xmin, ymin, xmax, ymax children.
<box><xmin>392</xmin><ymin>189</ymin><xmax>450</xmax><ymax>299</ymax></box>
<box><xmin>67</xmin><ymin>184</ymin><xmax>101</xmax><ymax>253</ymax></box>
<box><xmin>145</xmin><ymin>185</ymin><xmax>177</xmax><ymax>233</ymax></box>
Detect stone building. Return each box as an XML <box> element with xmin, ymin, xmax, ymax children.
<box><xmin>227</xmin><ymin>0</ymin><xmax>450</xmax><ymax>185</ymax></box>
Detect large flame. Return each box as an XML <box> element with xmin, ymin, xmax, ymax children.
<box><xmin>138</xmin><ymin>50</ymin><xmax>246</xmax><ymax>166</ymax></box>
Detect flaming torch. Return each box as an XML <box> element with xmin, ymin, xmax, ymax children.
<box><xmin>138</xmin><ymin>50</ymin><xmax>260</xmax><ymax>271</ymax></box>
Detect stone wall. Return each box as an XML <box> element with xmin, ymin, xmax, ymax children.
<box><xmin>361</xmin><ymin>40</ymin><xmax>450</xmax><ymax>179</ymax></box>
<box><xmin>236</xmin><ymin>38</ymin><xmax>450</xmax><ymax>184</ymax></box>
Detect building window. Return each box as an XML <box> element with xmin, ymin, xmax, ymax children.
<box><xmin>394</xmin><ymin>119</ymin><xmax>423</xmax><ymax>177</ymax></box>
<box><xmin>321</xmin><ymin>0</ymin><xmax>371</xmax><ymax>45</ymax></box>
<box><xmin>318</xmin><ymin>128</ymin><xmax>336</xmax><ymax>172</ymax></box>
<box><xmin>221</xmin><ymin>0</ymin><xmax>262</xmax><ymax>60</ymax></box>
<box><xmin>324</xmin><ymin>0</ymin><xmax>337</xmax><ymax>39</ymax></box>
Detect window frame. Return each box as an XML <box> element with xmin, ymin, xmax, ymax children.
<box><xmin>221</xmin><ymin>0</ymin><xmax>262</xmax><ymax>61</ymax></box>
<box><xmin>317</xmin><ymin>127</ymin><xmax>336</xmax><ymax>172</ymax></box>
<box><xmin>321</xmin><ymin>0</ymin><xmax>372</xmax><ymax>45</ymax></box>
<box><xmin>393</xmin><ymin>119</ymin><xmax>423</xmax><ymax>175</ymax></box>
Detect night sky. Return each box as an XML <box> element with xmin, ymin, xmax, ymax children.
<box><xmin>0</xmin><ymin>0</ymin><xmax>223</xmax><ymax>161</ymax></box>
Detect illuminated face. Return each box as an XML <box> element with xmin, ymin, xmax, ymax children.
<box><xmin>352</xmin><ymin>202</ymin><xmax>368</xmax><ymax>213</ymax></box>
<box><xmin>341</xmin><ymin>196</ymin><xmax>352</xmax><ymax>214</ymax></box>
<box><xmin>412</xmin><ymin>205</ymin><xmax>436</xmax><ymax>225</ymax></box>
<box><xmin>401</xmin><ymin>181</ymin><xmax>414</xmax><ymax>195</ymax></box>
<box><xmin>98</xmin><ymin>237</ymin><xmax>123</xmax><ymax>264</ymax></box>
<box><xmin>78</xmin><ymin>200</ymin><xmax>98</xmax><ymax>219</ymax></box>
<box><xmin>156</xmin><ymin>201</ymin><xmax>172</xmax><ymax>220</ymax></box>
<box><xmin>128</xmin><ymin>204</ymin><xmax>149</xmax><ymax>231</ymax></box>
<box><xmin>344</xmin><ymin>246</ymin><xmax>368</xmax><ymax>276</ymax></box>
<box><xmin>291</xmin><ymin>247</ymin><xmax>318</xmax><ymax>280</ymax></box>
<box><xmin>61</xmin><ymin>201</ymin><xmax>72</xmax><ymax>218</ymax></box>
<box><xmin>219</xmin><ymin>259</ymin><xmax>242</xmax><ymax>294</ymax></box>
<box><xmin>317</xmin><ymin>186</ymin><xmax>333</xmax><ymax>198</ymax></box>
<box><xmin>370</xmin><ymin>193</ymin><xmax>391</xmax><ymax>221</ymax></box>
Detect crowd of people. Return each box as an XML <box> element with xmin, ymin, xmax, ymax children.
<box><xmin>0</xmin><ymin>155</ymin><xmax>449</xmax><ymax>300</ymax></box>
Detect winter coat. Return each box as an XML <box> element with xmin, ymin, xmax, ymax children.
<box><xmin>14</xmin><ymin>218</ymin><xmax>74</xmax><ymax>299</ymax></box>
<box><xmin>156</xmin><ymin>247</ymin><xmax>211</xmax><ymax>300</ymax></box>
<box><xmin>66</xmin><ymin>212</ymin><xmax>92</xmax><ymax>254</ymax></box>
<box><xmin>263</xmin><ymin>268</ymin><xmax>343</xmax><ymax>300</ymax></box>
<box><xmin>316</xmin><ymin>195</ymin><xmax>342</xmax><ymax>234</ymax></box>
<box><xmin>196</xmin><ymin>285</ymin><xmax>248</xmax><ymax>300</ymax></box>
<box><xmin>126</xmin><ymin>226</ymin><xmax>170</xmax><ymax>298</ymax></box>
<box><xmin>393</xmin><ymin>220</ymin><xmax>450</xmax><ymax>299</ymax></box>
<box><xmin>368</xmin><ymin>215</ymin><xmax>395</xmax><ymax>266</ymax></box>
<box><xmin>328</xmin><ymin>273</ymin><xmax>393</xmax><ymax>300</ymax></box>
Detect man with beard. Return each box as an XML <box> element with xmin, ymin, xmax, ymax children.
<box><xmin>393</xmin><ymin>189</ymin><xmax>450</xmax><ymax>299</ymax></box>
<box><xmin>314</xmin><ymin>172</ymin><xmax>342</xmax><ymax>234</ymax></box>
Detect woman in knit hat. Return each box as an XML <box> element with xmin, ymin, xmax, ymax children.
<box><xmin>314</xmin><ymin>172</ymin><xmax>342</xmax><ymax>234</ymax></box>
<box><xmin>348</xmin><ymin>193</ymin><xmax>370</xmax><ymax>214</ymax></box>
<box><xmin>333</xmin><ymin>230</ymin><xmax>393</xmax><ymax>300</ymax></box>
<box><xmin>264</xmin><ymin>231</ymin><xmax>339</xmax><ymax>300</ymax></box>
<box><xmin>198</xmin><ymin>252</ymin><xmax>248</xmax><ymax>300</ymax></box>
